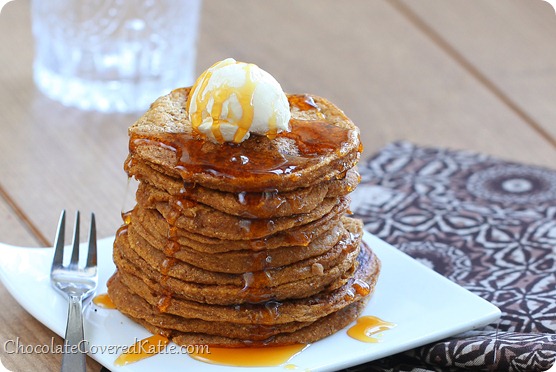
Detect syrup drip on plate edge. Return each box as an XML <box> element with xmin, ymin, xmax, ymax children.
<box><xmin>347</xmin><ymin>316</ymin><xmax>397</xmax><ymax>343</ymax></box>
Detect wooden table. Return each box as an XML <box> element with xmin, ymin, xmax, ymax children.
<box><xmin>1</xmin><ymin>0</ymin><xmax>555</xmax><ymax>370</ymax></box>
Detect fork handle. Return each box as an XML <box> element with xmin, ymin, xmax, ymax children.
<box><xmin>62</xmin><ymin>295</ymin><xmax>86</xmax><ymax>372</ymax></box>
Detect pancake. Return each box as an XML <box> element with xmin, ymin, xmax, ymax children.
<box><xmin>108</xmin><ymin>241</ymin><xmax>380</xmax><ymax>325</ymax></box>
<box><xmin>128</xmin><ymin>89</ymin><xmax>362</xmax><ymax>193</ymax></box>
<box><xmin>108</xmin><ymin>275</ymin><xmax>314</xmax><ymax>341</ymax></box>
<box><xmin>122</xmin><ymin>221</ymin><xmax>358</xmax><ymax>288</ymax></box>
<box><xmin>118</xmin><ymin>218</ymin><xmax>362</xmax><ymax>287</ymax></box>
<box><xmin>114</xmin><ymin>237</ymin><xmax>357</xmax><ymax>305</ymax></box>
<box><xmin>114</xmin><ymin>221</ymin><xmax>361</xmax><ymax>304</ymax></box>
<box><xmin>127</xmin><ymin>158</ymin><xmax>360</xmax><ymax>218</ymax></box>
<box><xmin>169</xmin><ymin>299</ymin><xmax>369</xmax><ymax>347</ymax></box>
<box><xmin>137</xmin><ymin>182</ymin><xmax>349</xmax><ymax>240</ymax></box>
<box><xmin>109</xmin><ymin>273</ymin><xmax>369</xmax><ymax>346</ymax></box>
<box><xmin>131</xmin><ymin>210</ymin><xmax>352</xmax><ymax>274</ymax></box>
<box><xmin>132</xmin><ymin>203</ymin><xmax>346</xmax><ymax>252</ymax></box>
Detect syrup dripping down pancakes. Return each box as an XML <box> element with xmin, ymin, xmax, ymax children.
<box><xmin>107</xmin><ymin>87</ymin><xmax>381</xmax><ymax>347</ymax></box>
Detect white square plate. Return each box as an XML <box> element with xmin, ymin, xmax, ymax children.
<box><xmin>0</xmin><ymin>232</ymin><xmax>500</xmax><ymax>371</ymax></box>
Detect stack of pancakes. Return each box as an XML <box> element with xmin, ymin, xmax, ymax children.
<box><xmin>107</xmin><ymin>88</ymin><xmax>381</xmax><ymax>347</ymax></box>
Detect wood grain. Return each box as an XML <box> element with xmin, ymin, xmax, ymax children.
<box><xmin>198</xmin><ymin>0</ymin><xmax>556</xmax><ymax>166</ymax></box>
<box><xmin>0</xmin><ymin>196</ymin><xmax>38</xmax><ymax>247</ymax></box>
<box><xmin>397</xmin><ymin>0</ymin><xmax>556</xmax><ymax>146</ymax></box>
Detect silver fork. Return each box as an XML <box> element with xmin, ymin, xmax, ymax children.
<box><xmin>50</xmin><ymin>210</ymin><xmax>98</xmax><ymax>372</ymax></box>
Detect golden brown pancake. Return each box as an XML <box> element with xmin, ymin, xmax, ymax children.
<box><xmin>108</xmin><ymin>242</ymin><xmax>379</xmax><ymax>346</ymax></box>
<box><xmin>131</xmin><ymin>210</ymin><xmax>352</xmax><ymax>274</ymax></box>
<box><xmin>169</xmin><ymin>300</ymin><xmax>369</xmax><ymax>347</ymax></box>
<box><xmin>109</xmin><ymin>241</ymin><xmax>379</xmax><ymax>325</ymax></box>
<box><xmin>132</xmin><ymin>203</ymin><xmax>347</xmax><ymax>252</ymax></box>
<box><xmin>137</xmin><ymin>182</ymin><xmax>349</xmax><ymax>240</ymax></box>
<box><xmin>107</xmin><ymin>275</ymin><xmax>314</xmax><ymax>341</ymax></box>
<box><xmin>109</xmin><ymin>274</ymin><xmax>370</xmax><ymax>346</ymax></box>
<box><xmin>114</xmin><ymin>220</ymin><xmax>361</xmax><ymax>304</ymax></box>
<box><xmin>127</xmin><ymin>89</ymin><xmax>362</xmax><ymax>193</ymax></box>
<box><xmin>128</xmin><ymin>159</ymin><xmax>360</xmax><ymax>218</ymax></box>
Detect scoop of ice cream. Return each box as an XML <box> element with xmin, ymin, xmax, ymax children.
<box><xmin>186</xmin><ymin>58</ymin><xmax>291</xmax><ymax>144</ymax></box>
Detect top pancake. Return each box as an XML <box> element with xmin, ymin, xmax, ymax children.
<box><xmin>128</xmin><ymin>88</ymin><xmax>362</xmax><ymax>193</ymax></box>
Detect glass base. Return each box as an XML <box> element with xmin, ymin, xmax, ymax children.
<box><xmin>33</xmin><ymin>63</ymin><xmax>193</xmax><ymax>114</ymax></box>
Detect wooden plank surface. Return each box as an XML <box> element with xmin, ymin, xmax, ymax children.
<box><xmin>0</xmin><ymin>196</ymin><xmax>38</xmax><ymax>247</ymax></box>
<box><xmin>198</xmin><ymin>1</ymin><xmax>556</xmax><ymax>168</ymax></box>
<box><xmin>397</xmin><ymin>0</ymin><xmax>556</xmax><ymax>146</ymax></box>
<box><xmin>1</xmin><ymin>0</ymin><xmax>555</xmax><ymax>248</ymax></box>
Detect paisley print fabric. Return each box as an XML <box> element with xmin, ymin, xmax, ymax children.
<box><xmin>349</xmin><ymin>142</ymin><xmax>556</xmax><ymax>372</ymax></box>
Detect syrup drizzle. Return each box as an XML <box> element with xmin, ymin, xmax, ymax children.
<box><xmin>129</xmin><ymin>94</ymin><xmax>357</xmax><ymax>192</ymax></box>
<box><xmin>242</xmin><ymin>270</ymin><xmax>273</xmax><ymax>301</ymax></box>
<box><xmin>117</xmin><ymin>208</ymin><xmax>177</xmax><ymax>312</ymax></box>
<box><xmin>116</xmin><ymin>224</ymin><xmax>129</xmax><ymax>238</ymax></box>
<box><xmin>236</xmin><ymin>189</ymin><xmax>287</xmax><ymax>218</ymax></box>
<box><xmin>288</xmin><ymin>94</ymin><xmax>320</xmax><ymax>111</ymax></box>
<box><xmin>240</xmin><ymin>236</ymin><xmax>276</xmax><ymax>303</ymax></box>
<box><xmin>187</xmin><ymin>59</ymin><xmax>258</xmax><ymax>143</ymax></box>
<box><xmin>189</xmin><ymin>344</ymin><xmax>308</xmax><ymax>367</ymax></box>
<box><xmin>92</xmin><ymin>293</ymin><xmax>116</xmax><ymax>309</ymax></box>
<box><xmin>156</xmin><ymin>219</ymin><xmax>180</xmax><ymax>313</ymax></box>
<box><xmin>121</xmin><ymin>174</ymin><xmax>139</xmax><ymax>218</ymax></box>
<box><xmin>347</xmin><ymin>316</ymin><xmax>396</xmax><ymax>343</ymax></box>
<box><xmin>352</xmin><ymin>279</ymin><xmax>371</xmax><ymax>296</ymax></box>
<box><xmin>121</xmin><ymin>210</ymin><xmax>132</xmax><ymax>225</ymax></box>
<box><xmin>114</xmin><ymin>334</ymin><xmax>169</xmax><ymax>366</ymax></box>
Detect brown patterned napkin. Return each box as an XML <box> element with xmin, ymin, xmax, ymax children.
<box><xmin>349</xmin><ymin>142</ymin><xmax>556</xmax><ymax>372</ymax></box>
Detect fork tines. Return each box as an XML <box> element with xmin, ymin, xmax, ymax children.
<box><xmin>51</xmin><ymin>210</ymin><xmax>97</xmax><ymax>270</ymax></box>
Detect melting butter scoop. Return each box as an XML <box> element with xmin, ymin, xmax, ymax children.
<box><xmin>186</xmin><ymin>58</ymin><xmax>291</xmax><ymax>144</ymax></box>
